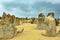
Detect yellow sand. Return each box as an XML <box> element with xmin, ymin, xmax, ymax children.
<box><xmin>9</xmin><ymin>23</ymin><xmax>60</xmax><ymax>40</ymax></box>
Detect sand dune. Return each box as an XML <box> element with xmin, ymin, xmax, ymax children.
<box><xmin>9</xmin><ymin>23</ymin><xmax>60</xmax><ymax>40</ymax></box>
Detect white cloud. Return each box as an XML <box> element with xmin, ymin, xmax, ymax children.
<box><xmin>0</xmin><ymin>4</ymin><xmax>5</xmax><ymax>16</ymax></box>
<box><xmin>38</xmin><ymin>0</ymin><xmax>60</xmax><ymax>4</ymax></box>
<box><xmin>0</xmin><ymin>0</ymin><xmax>14</xmax><ymax>3</ymax></box>
<box><xmin>0</xmin><ymin>0</ymin><xmax>60</xmax><ymax>18</ymax></box>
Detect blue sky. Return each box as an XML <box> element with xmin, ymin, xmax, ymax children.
<box><xmin>0</xmin><ymin>0</ymin><xmax>60</xmax><ymax>18</ymax></box>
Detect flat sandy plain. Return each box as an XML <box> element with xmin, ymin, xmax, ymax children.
<box><xmin>9</xmin><ymin>23</ymin><xmax>60</xmax><ymax>40</ymax></box>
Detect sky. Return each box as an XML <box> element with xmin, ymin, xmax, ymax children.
<box><xmin>0</xmin><ymin>0</ymin><xmax>60</xmax><ymax>18</ymax></box>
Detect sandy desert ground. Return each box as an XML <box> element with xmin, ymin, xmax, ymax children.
<box><xmin>9</xmin><ymin>23</ymin><xmax>60</xmax><ymax>40</ymax></box>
